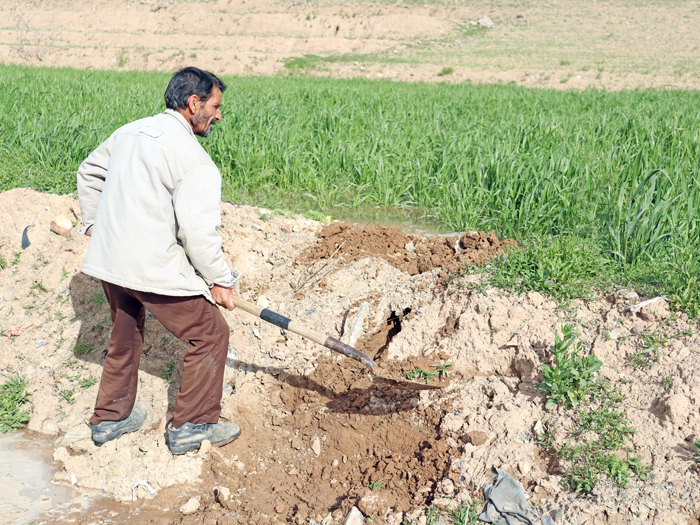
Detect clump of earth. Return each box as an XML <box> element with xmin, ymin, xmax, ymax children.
<box><xmin>1</xmin><ymin>188</ymin><xmax>699</xmax><ymax>525</ymax></box>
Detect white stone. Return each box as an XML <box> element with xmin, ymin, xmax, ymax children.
<box><xmin>179</xmin><ymin>497</ymin><xmax>200</xmax><ymax>514</ymax></box>
<box><xmin>343</xmin><ymin>505</ymin><xmax>365</xmax><ymax>525</ymax></box>
<box><xmin>311</xmin><ymin>436</ymin><xmax>321</xmax><ymax>456</ymax></box>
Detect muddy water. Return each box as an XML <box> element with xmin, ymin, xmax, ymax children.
<box><xmin>0</xmin><ymin>431</ymin><xmax>94</xmax><ymax>524</ymax></box>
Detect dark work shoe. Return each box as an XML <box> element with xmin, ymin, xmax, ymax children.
<box><xmin>168</xmin><ymin>422</ymin><xmax>241</xmax><ymax>455</ymax></box>
<box><xmin>92</xmin><ymin>406</ymin><xmax>148</xmax><ymax>445</ymax></box>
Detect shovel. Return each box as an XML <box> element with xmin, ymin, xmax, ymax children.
<box><xmin>230</xmin><ymin>296</ymin><xmax>440</xmax><ymax>391</ymax></box>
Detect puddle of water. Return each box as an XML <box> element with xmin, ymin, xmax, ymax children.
<box><xmin>0</xmin><ymin>431</ymin><xmax>93</xmax><ymax>524</ymax></box>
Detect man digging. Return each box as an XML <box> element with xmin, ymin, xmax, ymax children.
<box><xmin>77</xmin><ymin>67</ymin><xmax>242</xmax><ymax>455</ymax></box>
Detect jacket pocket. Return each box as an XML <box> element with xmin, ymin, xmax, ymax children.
<box><xmin>179</xmin><ymin>255</ymin><xmax>193</xmax><ymax>278</ymax></box>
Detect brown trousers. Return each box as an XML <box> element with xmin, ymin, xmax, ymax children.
<box><xmin>89</xmin><ymin>281</ymin><xmax>229</xmax><ymax>429</ymax></box>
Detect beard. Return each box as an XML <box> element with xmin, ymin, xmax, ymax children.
<box><xmin>193</xmin><ymin>112</ymin><xmax>216</xmax><ymax>138</ymax></box>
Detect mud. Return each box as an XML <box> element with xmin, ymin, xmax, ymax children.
<box><xmin>1</xmin><ymin>188</ymin><xmax>700</xmax><ymax>525</ymax></box>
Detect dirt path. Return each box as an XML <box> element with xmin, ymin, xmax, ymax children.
<box><xmin>1</xmin><ymin>188</ymin><xmax>699</xmax><ymax>524</ymax></box>
<box><xmin>2</xmin><ymin>0</ymin><xmax>700</xmax><ymax>90</ymax></box>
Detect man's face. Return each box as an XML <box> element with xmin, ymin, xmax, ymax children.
<box><xmin>191</xmin><ymin>86</ymin><xmax>222</xmax><ymax>138</ymax></box>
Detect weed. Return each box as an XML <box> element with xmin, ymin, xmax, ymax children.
<box><xmin>30</xmin><ymin>280</ymin><xmax>48</xmax><ymax>293</ymax></box>
<box><xmin>74</xmin><ymin>341</ymin><xmax>92</xmax><ymax>355</ymax></box>
<box><xmin>161</xmin><ymin>361</ymin><xmax>176</xmax><ymax>383</ymax></box>
<box><xmin>0</xmin><ymin>254</ymin><xmax>6</xmax><ymax>270</ymax></box>
<box><xmin>368</xmin><ymin>480</ymin><xmax>383</xmax><ymax>490</ymax></box>
<box><xmin>536</xmin><ymin>324</ymin><xmax>603</xmax><ymax>408</ymax></box>
<box><xmin>60</xmin><ymin>266</ymin><xmax>69</xmax><ymax>282</ymax></box>
<box><xmin>91</xmin><ymin>292</ymin><xmax>107</xmax><ymax>309</ymax></box>
<box><xmin>537</xmin><ymin>378</ymin><xmax>650</xmax><ymax>493</ymax></box>
<box><xmin>0</xmin><ymin>374</ymin><xmax>32</xmax><ymax>432</ymax></box>
<box><xmin>437</xmin><ymin>66</ymin><xmax>454</xmax><ymax>76</ymax></box>
<box><xmin>12</xmin><ymin>251</ymin><xmax>21</xmax><ymax>266</ymax></box>
<box><xmin>403</xmin><ymin>367</ymin><xmax>438</xmax><ymax>384</ymax></box>
<box><xmin>694</xmin><ymin>440</ymin><xmax>700</xmax><ymax>463</ymax></box>
<box><xmin>59</xmin><ymin>387</ymin><xmax>76</xmax><ymax>404</ymax></box>
<box><xmin>116</xmin><ymin>48</ymin><xmax>129</xmax><ymax>68</ymax></box>
<box><xmin>432</xmin><ymin>362</ymin><xmax>453</xmax><ymax>379</ymax></box>
<box><xmin>54</xmin><ymin>310</ymin><xmax>66</xmax><ymax>321</ymax></box>
<box><xmin>629</xmin><ymin>331</ymin><xmax>666</xmax><ymax>368</ymax></box>
<box><xmin>661</xmin><ymin>374</ymin><xmax>674</xmax><ymax>391</ymax></box>
<box><xmin>78</xmin><ymin>375</ymin><xmax>97</xmax><ymax>389</ymax></box>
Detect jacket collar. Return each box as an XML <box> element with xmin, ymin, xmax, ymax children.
<box><xmin>164</xmin><ymin>109</ymin><xmax>195</xmax><ymax>137</ymax></box>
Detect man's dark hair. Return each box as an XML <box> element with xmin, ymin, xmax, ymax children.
<box><xmin>164</xmin><ymin>67</ymin><xmax>227</xmax><ymax>110</ymax></box>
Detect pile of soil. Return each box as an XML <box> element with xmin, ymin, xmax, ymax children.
<box><xmin>299</xmin><ymin>222</ymin><xmax>516</xmax><ymax>276</ymax></box>
<box><xmin>1</xmin><ymin>188</ymin><xmax>699</xmax><ymax>525</ymax></box>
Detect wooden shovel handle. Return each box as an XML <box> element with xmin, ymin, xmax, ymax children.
<box><xmin>230</xmin><ymin>296</ymin><xmax>376</xmax><ymax>369</ymax></box>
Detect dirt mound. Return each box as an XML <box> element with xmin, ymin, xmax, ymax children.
<box><xmin>299</xmin><ymin>222</ymin><xmax>516</xmax><ymax>276</ymax></box>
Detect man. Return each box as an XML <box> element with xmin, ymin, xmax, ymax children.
<box><xmin>77</xmin><ymin>67</ymin><xmax>241</xmax><ymax>455</ymax></box>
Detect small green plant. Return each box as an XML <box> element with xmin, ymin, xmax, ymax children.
<box><xmin>78</xmin><ymin>375</ymin><xmax>97</xmax><ymax>389</ymax></box>
<box><xmin>74</xmin><ymin>341</ymin><xmax>92</xmax><ymax>355</ymax></box>
<box><xmin>0</xmin><ymin>374</ymin><xmax>32</xmax><ymax>432</ymax></box>
<box><xmin>437</xmin><ymin>66</ymin><xmax>454</xmax><ymax>76</ymax></box>
<box><xmin>30</xmin><ymin>280</ymin><xmax>48</xmax><ymax>293</ymax></box>
<box><xmin>403</xmin><ymin>367</ymin><xmax>438</xmax><ymax>384</ymax></box>
<box><xmin>560</xmin><ymin>59</ymin><xmax>571</xmax><ymax>66</ymax></box>
<box><xmin>12</xmin><ymin>251</ymin><xmax>21</xmax><ymax>266</ymax></box>
<box><xmin>60</xmin><ymin>266</ymin><xmax>69</xmax><ymax>282</ymax></box>
<box><xmin>432</xmin><ymin>362</ymin><xmax>453</xmax><ymax>379</ymax></box>
<box><xmin>661</xmin><ymin>374</ymin><xmax>674</xmax><ymax>391</ymax></box>
<box><xmin>91</xmin><ymin>292</ymin><xmax>107</xmax><ymax>309</ymax></box>
<box><xmin>60</xmin><ymin>387</ymin><xmax>76</xmax><ymax>404</ymax></box>
<box><xmin>161</xmin><ymin>361</ymin><xmax>176</xmax><ymax>383</ymax></box>
<box><xmin>629</xmin><ymin>331</ymin><xmax>666</xmax><ymax>368</ymax></box>
<box><xmin>693</xmin><ymin>440</ymin><xmax>700</xmax><ymax>463</ymax></box>
<box><xmin>368</xmin><ymin>480</ymin><xmax>383</xmax><ymax>491</ymax></box>
<box><xmin>116</xmin><ymin>48</ymin><xmax>129</xmax><ymax>68</ymax></box>
<box><xmin>0</xmin><ymin>253</ymin><xmax>6</xmax><ymax>270</ymax></box>
<box><xmin>536</xmin><ymin>324</ymin><xmax>603</xmax><ymax>408</ymax></box>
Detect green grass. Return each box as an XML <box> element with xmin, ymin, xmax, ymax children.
<box><xmin>2</xmin><ymin>64</ymin><xmax>700</xmax><ymax>313</ymax></box>
<box><xmin>0</xmin><ymin>374</ymin><xmax>32</xmax><ymax>432</ymax></box>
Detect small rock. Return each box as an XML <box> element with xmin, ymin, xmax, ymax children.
<box><xmin>518</xmin><ymin>462</ymin><xmax>531</xmax><ymax>476</ymax></box>
<box><xmin>179</xmin><ymin>497</ymin><xmax>200</xmax><ymax>514</ymax></box>
<box><xmin>215</xmin><ymin>486</ymin><xmax>231</xmax><ymax>503</ymax></box>
<box><xmin>198</xmin><ymin>440</ymin><xmax>212</xmax><ymax>458</ymax></box>
<box><xmin>358</xmin><ymin>489</ymin><xmax>389</xmax><ymax>519</ymax></box>
<box><xmin>608</xmin><ymin>331</ymin><xmax>622</xmax><ymax>340</ymax></box>
<box><xmin>516</xmin><ymin>12</ymin><xmax>527</xmax><ymax>21</ymax></box>
<box><xmin>477</xmin><ymin>15</ymin><xmax>494</xmax><ymax>28</ymax></box>
<box><xmin>476</xmin><ymin>303</ymin><xmax>488</xmax><ymax>315</ymax></box>
<box><xmin>256</xmin><ymin>296</ymin><xmax>270</xmax><ymax>308</ymax></box>
<box><xmin>331</xmin><ymin>459</ymin><xmax>339</xmax><ymax>467</ymax></box>
<box><xmin>36</xmin><ymin>340</ymin><xmax>48</xmax><ymax>348</ymax></box>
<box><xmin>618</xmin><ymin>289</ymin><xmax>639</xmax><ymax>302</ymax></box>
<box><xmin>292</xmin><ymin>436</ymin><xmax>303</xmax><ymax>450</ymax></box>
<box><xmin>139</xmin><ymin>438</ymin><xmax>156</xmax><ymax>452</ymax></box>
<box><xmin>251</xmin><ymin>223</ymin><xmax>262</xmax><ymax>231</ymax></box>
<box><xmin>437</xmin><ymin>478</ymin><xmax>455</xmax><ymax>496</ymax></box>
<box><xmin>631</xmin><ymin>324</ymin><xmax>645</xmax><ymax>334</ymax></box>
<box><xmin>253</xmin><ymin>328</ymin><xmax>262</xmax><ymax>339</ymax></box>
<box><xmin>343</xmin><ymin>506</ymin><xmax>364</xmax><ymax>525</ymax></box>
<box><xmin>466</xmin><ymin>430</ymin><xmax>488</xmax><ymax>446</ymax></box>
<box><xmin>405</xmin><ymin>241</ymin><xmax>415</xmax><ymax>251</ymax></box>
<box><xmin>311</xmin><ymin>436</ymin><xmax>321</xmax><ymax>456</ymax></box>
<box><xmin>50</xmin><ymin>215</ymin><xmax>73</xmax><ymax>237</ymax></box>
<box><xmin>281</xmin><ymin>225</ymin><xmax>292</xmax><ymax>234</ymax></box>
<box><xmin>213</xmin><ymin>54</ymin><xmax>221</xmax><ymax>60</ymax></box>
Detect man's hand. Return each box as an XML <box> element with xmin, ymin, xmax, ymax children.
<box><xmin>211</xmin><ymin>283</ymin><xmax>239</xmax><ymax>311</ymax></box>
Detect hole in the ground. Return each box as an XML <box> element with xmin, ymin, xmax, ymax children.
<box><xmin>357</xmin><ymin>308</ymin><xmax>412</xmax><ymax>361</ymax></box>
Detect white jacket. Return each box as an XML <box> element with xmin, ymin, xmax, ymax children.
<box><xmin>77</xmin><ymin>109</ymin><xmax>239</xmax><ymax>301</ymax></box>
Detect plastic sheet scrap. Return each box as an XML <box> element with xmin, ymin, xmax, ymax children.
<box><xmin>479</xmin><ymin>467</ymin><xmax>556</xmax><ymax>525</ymax></box>
<box><xmin>132</xmin><ymin>480</ymin><xmax>157</xmax><ymax>501</ymax></box>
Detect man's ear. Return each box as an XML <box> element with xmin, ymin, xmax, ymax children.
<box><xmin>186</xmin><ymin>94</ymin><xmax>199</xmax><ymax>114</ymax></box>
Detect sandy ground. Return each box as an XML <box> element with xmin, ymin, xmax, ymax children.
<box><xmin>2</xmin><ymin>0</ymin><xmax>700</xmax><ymax>90</ymax></box>
<box><xmin>1</xmin><ymin>188</ymin><xmax>699</xmax><ymax>524</ymax></box>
